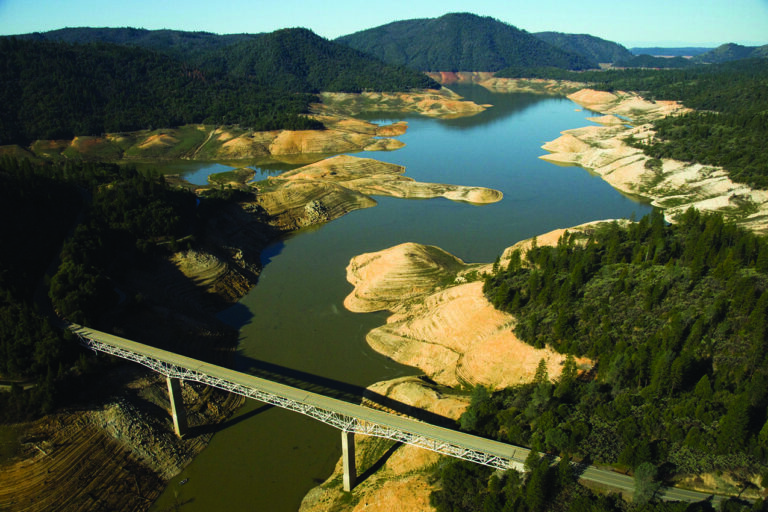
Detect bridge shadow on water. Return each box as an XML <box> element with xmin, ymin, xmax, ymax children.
<box><xmin>187</xmin><ymin>403</ymin><xmax>274</xmax><ymax>437</ymax></box>
<box><xmin>215</xmin><ymin>301</ymin><xmax>460</xmax><ymax>430</ymax></box>
<box><xmin>234</xmin><ymin>354</ymin><xmax>460</xmax><ymax>430</ymax></box>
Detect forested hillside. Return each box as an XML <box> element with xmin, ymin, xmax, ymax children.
<box><xmin>533</xmin><ymin>31</ymin><xmax>633</xmax><ymax>64</ymax></box>
<box><xmin>0</xmin><ymin>29</ymin><xmax>437</xmax><ymax>145</ymax></box>
<box><xmin>336</xmin><ymin>12</ymin><xmax>597</xmax><ymax>72</ymax></box>
<box><xmin>0</xmin><ymin>38</ymin><xmax>322</xmax><ymax>144</ymax></box>
<box><xmin>0</xmin><ymin>156</ymin><xmax>226</xmax><ymax>420</ymax></box>
<box><xmin>197</xmin><ymin>28</ymin><xmax>439</xmax><ymax>93</ymax></box>
<box><xmin>15</xmin><ymin>26</ymin><xmax>259</xmax><ymax>60</ymax></box>
<box><xmin>431</xmin><ymin>210</ymin><xmax>768</xmax><ymax>511</ymax></box>
<box><xmin>693</xmin><ymin>43</ymin><xmax>768</xmax><ymax>64</ymax></box>
<box><xmin>496</xmin><ymin>59</ymin><xmax>768</xmax><ymax>188</ymax></box>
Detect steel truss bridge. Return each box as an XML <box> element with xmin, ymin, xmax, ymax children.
<box><xmin>70</xmin><ymin>324</ymin><xmax>727</xmax><ymax>503</ymax></box>
<box><xmin>71</xmin><ymin>324</ymin><xmax>527</xmax><ymax>472</ymax></box>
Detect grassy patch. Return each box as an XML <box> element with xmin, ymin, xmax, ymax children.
<box><xmin>124</xmin><ymin>125</ymin><xmax>208</xmax><ymax>159</ymax></box>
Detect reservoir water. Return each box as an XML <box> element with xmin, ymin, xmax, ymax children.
<box><xmin>151</xmin><ymin>85</ymin><xmax>651</xmax><ymax>511</ymax></box>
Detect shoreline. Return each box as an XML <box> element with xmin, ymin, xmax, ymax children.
<box><xmin>0</xmin><ymin>87</ymin><xmax>496</xmax><ymax>512</ymax></box>
<box><xmin>299</xmin><ymin>225</ymin><xmax>601</xmax><ymax>512</ymax></box>
<box><xmin>297</xmin><ymin>78</ymin><xmax>768</xmax><ymax>509</ymax></box>
<box><xmin>9</xmin><ymin>77</ymin><xmax>765</xmax><ymax>510</ymax></box>
<box><xmin>0</xmin><ymin>87</ymin><xmax>485</xmax><ymax>164</ymax></box>
<box><xmin>538</xmin><ymin>87</ymin><xmax>768</xmax><ymax>234</ymax></box>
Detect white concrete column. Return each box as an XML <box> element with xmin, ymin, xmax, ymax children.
<box><xmin>166</xmin><ymin>376</ymin><xmax>188</xmax><ymax>438</ymax></box>
<box><xmin>342</xmin><ymin>430</ymin><xmax>356</xmax><ymax>492</ymax></box>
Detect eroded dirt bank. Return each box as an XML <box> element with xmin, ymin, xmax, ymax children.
<box><xmin>253</xmin><ymin>154</ymin><xmax>502</xmax><ymax>230</ymax></box>
<box><xmin>300</xmin><ymin>226</ymin><xmax>598</xmax><ymax>511</ymax></box>
<box><xmin>0</xmin><ymin>196</ymin><xmax>274</xmax><ymax>511</ymax></box>
<box><xmin>427</xmin><ymin>72</ymin><xmax>585</xmax><ymax>96</ymax></box>
<box><xmin>539</xmin><ymin>88</ymin><xmax>768</xmax><ymax>234</ymax></box>
<box><xmin>2</xmin><ymin>88</ymin><xmax>485</xmax><ymax>163</ymax></box>
<box><xmin>316</xmin><ymin>87</ymin><xmax>489</xmax><ymax>119</ymax></box>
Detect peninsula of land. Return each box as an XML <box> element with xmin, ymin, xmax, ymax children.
<box><xmin>301</xmin><ymin>224</ymin><xmax>599</xmax><ymax>512</ymax></box>
<box><xmin>1</xmin><ymin>88</ymin><xmax>485</xmax><ymax>164</ymax></box>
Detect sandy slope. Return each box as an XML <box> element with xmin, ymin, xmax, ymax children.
<box><xmin>301</xmin><ymin>226</ymin><xmax>600</xmax><ymax>511</ymax></box>
<box><xmin>317</xmin><ymin>88</ymin><xmax>487</xmax><ymax>119</ymax></box>
<box><xmin>343</xmin><ymin>231</ymin><xmax>597</xmax><ymax>389</ymax></box>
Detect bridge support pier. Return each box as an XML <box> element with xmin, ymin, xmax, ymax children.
<box><xmin>166</xmin><ymin>376</ymin><xmax>188</xmax><ymax>438</ymax></box>
<box><xmin>342</xmin><ymin>430</ymin><xmax>356</xmax><ymax>492</ymax></box>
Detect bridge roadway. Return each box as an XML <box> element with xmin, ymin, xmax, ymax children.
<box><xmin>71</xmin><ymin>324</ymin><xmax>726</xmax><ymax>504</ymax></box>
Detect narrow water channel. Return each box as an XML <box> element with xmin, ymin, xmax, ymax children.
<box><xmin>151</xmin><ymin>85</ymin><xmax>652</xmax><ymax>511</ymax></box>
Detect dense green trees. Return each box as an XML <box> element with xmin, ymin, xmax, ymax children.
<box><xmin>0</xmin><ymin>157</ymin><xmax>206</xmax><ymax>420</ymax></box>
<box><xmin>46</xmin><ymin>164</ymin><xmax>197</xmax><ymax>324</ymax></box>
<box><xmin>432</xmin><ymin>210</ymin><xmax>768</xmax><ymax>510</ymax></box>
<box><xmin>203</xmin><ymin>28</ymin><xmax>440</xmax><ymax>94</ymax></box>
<box><xmin>430</xmin><ymin>454</ymin><xmax>763</xmax><ymax>511</ymax></box>
<box><xmin>482</xmin><ymin>211</ymin><xmax>768</xmax><ymax>457</ymax></box>
<box><xmin>533</xmin><ymin>32</ymin><xmax>634</xmax><ymax>65</ymax></box>
<box><xmin>0</xmin><ymin>29</ymin><xmax>437</xmax><ymax>145</ymax></box>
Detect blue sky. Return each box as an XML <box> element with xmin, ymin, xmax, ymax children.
<box><xmin>0</xmin><ymin>0</ymin><xmax>766</xmax><ymax>47</ymax></box>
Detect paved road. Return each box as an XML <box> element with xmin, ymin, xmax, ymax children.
<box><xmin>71</xmin><ymin>324</ymin><xmax>733</xmax><ymax>505</ymax></box>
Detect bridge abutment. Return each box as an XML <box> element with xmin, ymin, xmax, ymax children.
<box><xmin>166</xmin><ymin>376</ymin><xmax>188</xmax><ymax>438</ymax></box>
<box><xmin>342</xmin><ymin>430</ymin><xmax>356</xmax><ymax>492</ymax></box>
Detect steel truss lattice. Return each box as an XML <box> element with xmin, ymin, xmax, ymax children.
<box><xmin>76</xmin><ymin>333</ymin><xmax>525</xmax><ymax>471</ymax></box>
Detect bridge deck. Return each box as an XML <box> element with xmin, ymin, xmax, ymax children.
<box><xmin>71</xmin><ymin>324</ymin><xmax>527</xmax><ymax>468</ymax></box>
<box><xmin>70</xmin><ymin>324</ymin><xmax>727</xmax><ymax>504</ymax></box>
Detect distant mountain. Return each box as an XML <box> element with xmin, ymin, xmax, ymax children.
<box><xmin>336</xmin><ymin>12</ymin><xmax>597</xmax><ymax>72</ymax></box>
<box><xmin>692</xmin><ymin>43</ymin><xmax>768</xmax><ymax>64</ymax></box>
<box><xmin>534</xmin><ymin>32</ymin><xmax>633</xmax><ymax>64</ymax></box>
<box><xmin>630</xmin><ymin>47</ymin><xmax>713</xmax><ymax>57</ymax></box>
<box><xmin>199</xmin><ymin>28</ymin><xmax>439</xmax><ymax>93</ymax></box>
<box><xmin>13</xmin><ymin>27</ymin><xmax>259</xmax><ymax>60</ymax></box>
<box><xmin>9</xmin><ymin>26</ymin><xmax>438</xmax><ymax>94</ymax></box>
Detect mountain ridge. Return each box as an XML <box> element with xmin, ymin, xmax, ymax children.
<box><xmin>336</xmin><ymin>12</ymin><xmax>597</xmax><ymax>72</ymax></box>
<box><xmin>533</xmin><ymin>31</ymin><xmax>633</xmax><ymax>64</ymax></box>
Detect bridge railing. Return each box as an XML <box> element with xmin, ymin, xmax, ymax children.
<box><xmin>71</xmin><ymin>325</ymin><xmax>526</xmax><ymax>472</ymax></box>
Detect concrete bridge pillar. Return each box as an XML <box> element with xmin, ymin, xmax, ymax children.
<box><xmin>166</xmin><ymin>376</ymin><xmax>188</xmax><ymax>438</ymax></box>
<box><xmin>342</xmin><ymin>430</ymin><xmax>356</xmax><ymax>492</ymax></box>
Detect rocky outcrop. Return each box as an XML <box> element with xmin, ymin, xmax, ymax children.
<box><xmin>254</xmin><ymin>180</ymin><xmax>376</xmax><ymax>231</ymax></box>
<box><xmin>277</xmin><ymin>155</ymin><xmax>503</xmax><ymax>204</ymax></box>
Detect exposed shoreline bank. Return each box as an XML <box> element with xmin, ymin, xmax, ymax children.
<box><xmin>0</xmin><ymin>87</ymin><xmax>485</xmax><ymax>164</ymax></box>
<box><xmin>540</xmin><ymin>87</ymin><xmax>768</xmax><ymax>234</ymax></box>
<box><xmin>299</xmin><ymin>224</ymin><xmax>602</xmax><ymax>512</ymax></box>
<box><xmin>298</xmin><ymin>77</ymin><xmax>768</xmax><ymax>510</ymax></box>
